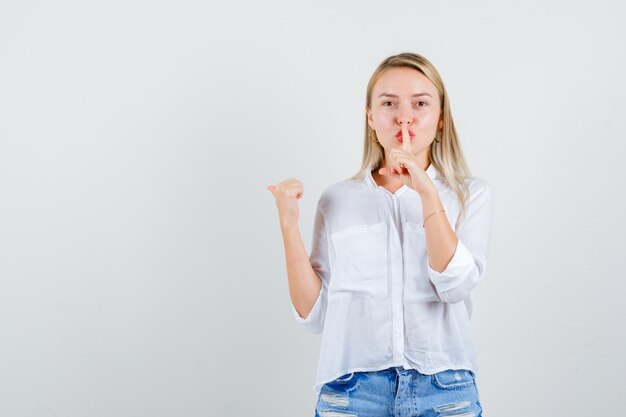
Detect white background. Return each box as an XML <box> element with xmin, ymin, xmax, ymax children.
<box><xmin>1</xmin><ymin>1</ymin><xmax>624</xmax><ymax>416</ymax></box>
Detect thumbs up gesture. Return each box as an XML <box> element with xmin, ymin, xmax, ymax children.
<box><xmin>267</xmin><ymin>178</ymin><xmax>303</xmax><ymax>229</ymax></box>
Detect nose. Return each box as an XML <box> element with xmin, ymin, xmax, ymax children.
<box><xmin>397</xmin><ymin>107</ymin><xmax>413</xmax><ymax>126</ymax></box>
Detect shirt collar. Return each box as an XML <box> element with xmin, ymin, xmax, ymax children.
<box><xmin>365</xmin><ymin>162</ymin><xmax>439</xmax><ymax>191</ymax></box>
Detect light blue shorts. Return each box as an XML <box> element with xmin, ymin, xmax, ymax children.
<box><xmin>315</xmin><ymin>366</ymin><xmax>483</xmax><ymax>417</ymax></box>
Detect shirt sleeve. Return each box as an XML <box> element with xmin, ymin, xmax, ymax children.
<box><xmin>427</xmin><ymin>182</ymin><xmax>494</xmax><ymax>304</ymax></box>
<box><xmin>290</xmin><ymin>197</ymin><xmax>330</xmax><ymax>334</ymax></box>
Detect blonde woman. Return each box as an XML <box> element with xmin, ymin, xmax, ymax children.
<box><xmin>267</xmin><ymin>52</ymin><xmax>492</xmax><ymax>417</ymax></box>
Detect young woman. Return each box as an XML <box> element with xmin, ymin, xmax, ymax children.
<box><xmin>267</xmin><ymin>52</ymin><xmax>493</xmax><ymax>417</ymax></box>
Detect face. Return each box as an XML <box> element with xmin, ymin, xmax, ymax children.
<box><xmin>367</xmin><ymin>67</ymin><xmax>443</xmax><ymax>164</ymax></box>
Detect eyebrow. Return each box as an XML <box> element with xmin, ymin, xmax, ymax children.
<box><xmin>377</xmin><ymin>93</ymin><xmax>432</xmax><ymax>98</ymax></box>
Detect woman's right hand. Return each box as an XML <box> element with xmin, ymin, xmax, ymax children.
<box><xmin>266</xmin><ymin>178</ymin><xmax>304</xmax><ymax>229</ymax></box>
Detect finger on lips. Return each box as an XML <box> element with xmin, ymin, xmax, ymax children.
<box><xmin>401</xmin><ymin>124</ymin><xmax>411</xmax><ymax>153</ymax></box>
<box><xmin>399</xmin><ymin>125</ymin><xmax>410</xmax><ymax>172</ymax></box>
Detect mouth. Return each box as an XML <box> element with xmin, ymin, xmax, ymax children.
<box><xmin>395</xmin><ymin>130</ymin><xmax>415</xmax><ymax>139</ymax></box>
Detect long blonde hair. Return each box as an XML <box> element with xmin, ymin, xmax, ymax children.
<box><xmin>350</xmin><ymin>52</ymin><xmax>473</xmax><ymax>230</ymax></box>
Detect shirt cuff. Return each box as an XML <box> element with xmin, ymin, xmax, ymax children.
<box><xmin>291</xmin><ymin>286</ymin><xmax>324</xmax><ymax>325</ymax></box>
<box><xmin>427</xmin><ymin>238</ymin><xmax>475</xmax><ymax>301</ymax></box>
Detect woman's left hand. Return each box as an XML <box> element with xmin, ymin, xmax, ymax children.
<box><xmin>378</xmin><ymin>124</ymin><xmax>437</xmax><ymax>196</ymax></box>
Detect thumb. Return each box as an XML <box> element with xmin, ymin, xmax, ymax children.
<box><xmin>379</xmin><ymin>167</ymin><xmax>398</xmax><ymax>177</ymax></box>
<box><xmin>267</xmin><ymin>185</ymin><xmax>276</xmax><ymax>195</ymax></box>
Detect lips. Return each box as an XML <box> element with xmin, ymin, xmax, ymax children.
<box><xmin>395</xmin><ymin>130</ymin><xmax>415</xmax><ymax>138</ymax></box>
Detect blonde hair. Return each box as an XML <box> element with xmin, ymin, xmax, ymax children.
<box><xmin>350</xmin><ymin>52</ymin><xmax>473</xmax><ymax>230</ymax></box>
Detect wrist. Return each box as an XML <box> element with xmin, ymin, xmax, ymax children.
<box><xmin>418</xmin><ymin>186</ymin><xmax>439</xmax><ymax>200</ymax></box>
<box><xmin>421</xmin><ymin>190</ymin><xmax>444</xmax><ymax>217</ymax></box>
<box><xmin>280</xmin><ymin>221</ymin><xmax>299</xmax><ymax>233</ymax></box>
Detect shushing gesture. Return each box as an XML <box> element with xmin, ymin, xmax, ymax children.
<box><xmin>378</xmin><ymin>123</ymin><xmax>436</xmax><ymax>196</ymax></box>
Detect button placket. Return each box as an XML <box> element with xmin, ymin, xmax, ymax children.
<box><xmin>388</xmin><ymin>193</ymin><xmax>406</xmax><ymax>364</ymax></box>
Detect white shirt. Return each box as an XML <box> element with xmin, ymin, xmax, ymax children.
<box><xmin>291</xmin><ymin>163</ymin><xmax>494</xmax><ymax>395</ymax></box>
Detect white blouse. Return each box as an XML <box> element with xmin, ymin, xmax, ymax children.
<box><xmin>291</xmin><ymin>163</ymin><xmax>494</xmax><ymax>395</ymax></box>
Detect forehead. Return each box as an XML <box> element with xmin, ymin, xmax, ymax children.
<box><xmin>373</xmin><ymin>67</ymin><xmax>438</xmax><ymax>97</ymax></box>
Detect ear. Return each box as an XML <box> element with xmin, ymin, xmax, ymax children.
<box><xmin>366</xmin><ymin>107</ymin><xmax>375</xmax><ymax>130</ymax></box>
<box><xmin>438</xmin><ymin>118</ymin><xmax>443</xmax><ymax>131</ymax></box>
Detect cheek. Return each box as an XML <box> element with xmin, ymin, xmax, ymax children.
<box><xmin>378</xmin><ymin>116</ymin><xmax>397</xmax><ymax>128</ymax></box>
<box><xmin>419</xmin><ymin>114</ymin><xmax>441</xmax><ymax>130</ymax></box>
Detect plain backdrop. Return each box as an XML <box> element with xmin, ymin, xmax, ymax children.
<box><xmin>1</xmin><ymin>0</ymin><xmax>625</xmax><ymax>416</ymax></box>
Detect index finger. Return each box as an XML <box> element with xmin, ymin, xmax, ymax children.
<box><xmin>401</xmin><ymin>124</ymin><xmax>411</xmax><ymax>153</ymax></box>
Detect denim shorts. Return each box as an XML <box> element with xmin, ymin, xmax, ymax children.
<box><xmin>315</xmin><ymin>366</ymin><xmax>483</xmax><ymax>417</ymax></box>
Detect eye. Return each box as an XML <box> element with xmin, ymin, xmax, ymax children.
<box><xmin>382</xmin><ymin>101</ymin><xmax>394</xmax><ymax>106</ymax></box>
<box><xmin>416</xmin><ymin>101</ymin><xmax>428</xmax><ymax>107</ymax></box>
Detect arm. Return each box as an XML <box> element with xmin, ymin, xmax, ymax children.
<box><xmin>282</xmin><ymin>223</ymin><xmax>322</xmax><ymax>320</ymax></box>
<box><xmin>286</xmin><ymin>200</ymin><xmax>330</xmax><ymax>334</ymax></box>
<box><xmin>422</xmin><ymin>182</ymin><xmax>494</xmax><ymax>303</ymax></box>
<box><xmin>421</xmin><ymin>191</ymin><xmax>457</xmax><ymax>273</ymax></box>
